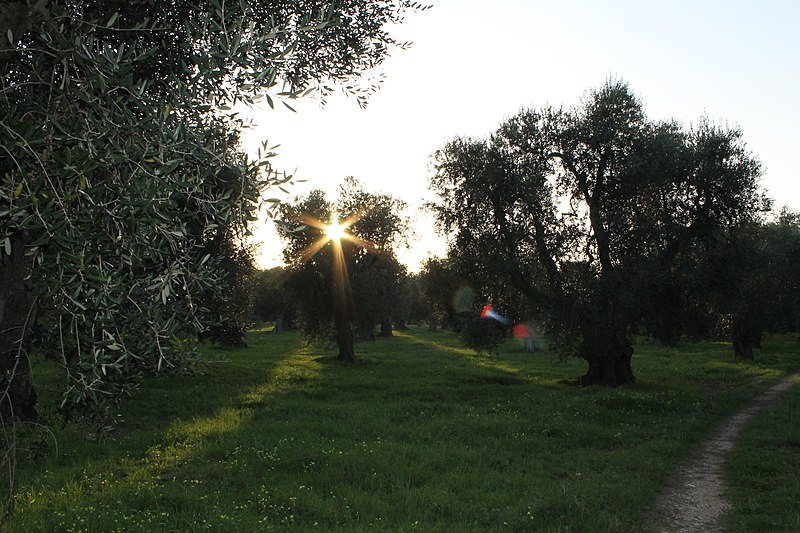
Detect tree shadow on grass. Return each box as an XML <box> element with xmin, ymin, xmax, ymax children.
<box><xmin>11</xmin><ymin>328</ymin><xmax>582</xmax><ymax>530</ymax></box>
<box><xmin>10</xmin><ymin>332</ymin><xmax>313</xmax><ymax>525</ymax></box>
<box><xmin>10</xmin><ymin>329</ymin><xmax>799</xmax><ymax>531</ymax></box>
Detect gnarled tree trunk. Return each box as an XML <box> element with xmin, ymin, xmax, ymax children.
<box><xmin>0</xmin><ymin>234</ymin><xmax>38</xmax><ymax>422</ymax></box>
<box><xmin>577</xmin><ymin>323</ymin><xmax>635</xmax><ymax>386</ymax></box>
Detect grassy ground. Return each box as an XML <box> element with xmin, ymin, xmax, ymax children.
<box><xmin>7</xmin><ymin>328</ymin><xmax>799</xmax><ymax>532</ymax></box>
<box><xmin>723</xmin><ymin>364</ymin><xmax>800</xmax><ymax>532</ymax></box>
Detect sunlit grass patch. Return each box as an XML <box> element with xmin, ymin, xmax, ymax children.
<box><xmin>239</xmin><ymin>346</ymin><xmax>323</xmax><ymax>406</ymax></box>
<box><xmin>393</xmin><ymin>329</ymin><xmax>475</xmax><ymax>357</ymax></box>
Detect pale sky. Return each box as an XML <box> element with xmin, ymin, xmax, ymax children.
<box><xmin>240</xmin><ymin>0</ymin><xmax>800</xmax><ymax>271</ymax></box>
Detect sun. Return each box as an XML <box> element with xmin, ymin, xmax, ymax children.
<box><xmin>295</xmin><ymin>211</ymin><xmax>375</xmax><ymax>264</ymax></box>
<box><xmin>325</xmin><ymin>219</ymin><xmax>347</xmax><ymax>241</ymax></box>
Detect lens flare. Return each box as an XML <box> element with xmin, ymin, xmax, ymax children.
<box><xmin>297</xmin><ymin>212</ymin><xmax>372</xmax><ymax>264</ymax></box>
<box><xmin>480</xmin><ymin>304</ymin><xmax>540</xmax><ymax>352</ymax></box>
<box><xmin>480</xmin><ymin>304</ymin><xmax>511</xmax><ymax>326</ymax></box>
<box><xmin>512</xmin><ymin>323</ymin><xmax>531</xmax><ymax>340</ymax></box>
<box><xmin>325</xmin><ymin>217</ymin><xmax>347</xmax><ymax>241</ymax></box>
<box><xmin>292</xmin><ymin>211</ymin><xmax>382</xmax><ymax>311</ymax></box>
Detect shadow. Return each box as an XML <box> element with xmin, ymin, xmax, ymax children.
<box><xmin>391</xmin><ymin>329</ymin><xmax>583</xmax><ymax>388</ymax></box>
<box><xmin>11</xmin><ymin>328</ymin><xmax>799</xmax><ymax>531</ymax></box>
<box><xmin>11</xmin><ymin>332</ymin><xmax>314</xmax><ymax>515</ymax></box>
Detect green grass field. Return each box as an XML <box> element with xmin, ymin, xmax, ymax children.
<box><xmin>8</xmin><ymin>328</ymin><xmax>799</xmax><ymax>531</ymax></box>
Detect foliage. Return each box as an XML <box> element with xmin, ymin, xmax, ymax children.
<box><xmin>415</xmin><ymin>257</ymin><xmax>462</xmax><ymax>329</ymax></box>
<box><xmin>9</xmin><ymin>328</ymin><xmax>799</xmax><ymax>531</ymax></box>
<box><xmin>0</xmin><ymin>0</ymin><xmax>426</xmax><ymax>420</ymax></box>
<box><xmin>394</xmin><ymin>272</ymin><xmax>427</xmax><ymax>327</ymax></box>
<box><xmin>458</xmin><ymin>312</ymin><xmax>507</xmax><ymax>354</ymax></box>
<box><xmin>430</xmin><ymin>79</ymin><xmax>769</xmax><ymax>384</ymax></box>
<box><xmin>643</xmin><ymin>205</ymin><xmax>800</xmax><ymax>358</ymax></box>
<box><xmin>351</xmin><ymin>251</ymin><xmax>408</xmax><ymax>338</ymax></box>
<box><xmin>197</xmin><ymin>232</ymin><xmax>257</xmax><ymax>348</ymax></box>
<box><xmin>277</xmin><ymin>190</ymin><xmax>339</xmax><ymax>342</ymax></box>
<box><xmin>703</xmin><ymin>210</ymin><xmax>800</xmax><ymax>358</ymax></box>
<box><xmin>767</xmin><ymin>208</ymin><xmax>800</xmax><ymax>332</ymax></box>
<box><xmin>339</xmin><ymin>177</ymin><xmax>410</xmax><ymax>338</ymax></box>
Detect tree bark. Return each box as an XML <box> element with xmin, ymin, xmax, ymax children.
<box><xmin>732</xmin><ymin>319</ymin><xmax>761</xmax><ymax>360</ymax></box>
<box><xmin>0</xmin><ymin>234</ymin><xmax>38</xmax><ymax>422</ymax></box>
<box><xmin>334</xmin><ymin>305</ymin><xmax>357</xmax><ymax>364</ymax></box>
<box><xmin>379</xmin><ymin>319</ymin><xmax>392</xmax><ymax>337</ymax></box>
<box><xmin>577</xmin><ymin>323</ymin><xmax>635</xmax><ymax>386</ymax></box>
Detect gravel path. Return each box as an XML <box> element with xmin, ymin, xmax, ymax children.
<box><xmin>648</xmin><ymin>373</ymin><xmax>799</xmax><ymax>533</ymax></box>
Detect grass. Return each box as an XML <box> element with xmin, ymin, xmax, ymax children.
<box><xmin>723</xmin><ymin>372</ymin><xmax>800</xmax><ymax>532</ymax></box>
<box><xmin>7</xmin><ymin>327</ymin><xmax>800</xmax><ymax>532</ymax></box>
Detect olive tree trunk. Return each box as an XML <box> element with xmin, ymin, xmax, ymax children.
<box><xmin>0</xmin><ymin>234</ymin><xmax>38</xmax><ymax>422</ymax></box>
<box><xmin>577</xmin><ymin>323</ymin><xmax>635</xmax><ymax>386</ymax></box>
<box><xmin>334</xmin><ymin>305</ymin><xmax>357</xmax><ymax>364</ymax></box>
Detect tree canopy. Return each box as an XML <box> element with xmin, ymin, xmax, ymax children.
<box><xmin>0</xmin><ymin>0</ymin><xmax>426</xmax><ymax>421</ymax></box>
<box><xmin>683</xmin><ymin>209</ymin><xmax>800</xmax><ymax>359</ymax></box>
<box><xmin>430</xmin><ymin>79</ymin><xmax>769</xmax><ymax>385</ymax></box>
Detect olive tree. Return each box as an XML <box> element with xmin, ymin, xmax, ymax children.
<box><xmin>277</xmin><ymin>179</ymin><xmax>409</xmax><ymax>361</ymax></box>
<box><xmin>430</xmin><ymin>80</ymin><xmax>768</xmax><ymax>385</ymax></box>
<box><xmin>0</xmin><ymin>0</ymin><xmax>427</xmax><ymax>421</ymax></box>
<box><xmin>699</xmin><ymin>210</ymin><xmax>800</xmax><ymax>359</ymax></box>
<box><xmin>415</xmin><ymin>257</ymin><xmax>461</xmax><ymax>330</ymax></box>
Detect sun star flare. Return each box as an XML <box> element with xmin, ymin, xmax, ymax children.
<box><xmin>325</xmin><ymin>219</ymin><xmax>347</xmax><ymax>241</ymax></box>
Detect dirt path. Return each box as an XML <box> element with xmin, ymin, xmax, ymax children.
<box><xmin>648</xmin><ymin>373</ymin><xmax>799</xmax><ymax>533</ymax></box>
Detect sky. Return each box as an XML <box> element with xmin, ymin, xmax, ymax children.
<box><xmin>239</xmin><ymin>0</ymin><xmax>800</xmax><ymax>272</ymax></box>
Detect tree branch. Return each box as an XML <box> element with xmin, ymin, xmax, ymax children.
<box><xmin>490</xmin><ymin>190</ymin><xmax>557</xmax><ymax>309</ymax></box>
<box><xmin>549</xmin><ymin>150</ymin><xmax>614</xmax><ymax>273</ymax></box>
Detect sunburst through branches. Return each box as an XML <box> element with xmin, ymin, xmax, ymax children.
<box><xmin>296</xmin><ymin>211</ymin><xmax>379</xmax><ymax>312</ymax></box>
<box><xmin>297</xmin><ymin>212</ymin><xmax>376</xmax><ymax>264</ymax></box>
<box><xmin>293</xmin><ymin>211</ymin><xmax>379</xmax><ymax>364</ymax></box>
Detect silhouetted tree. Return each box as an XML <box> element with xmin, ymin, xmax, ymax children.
<box><xmin>416</xmin><ymin>257</ymin><xmax>463</xmax><ymax>330</ymax></box>
<box><xmin>704</xmin><ymin>210</ymin><xmax>800</xmax><ymax>359</ymax></box>
<box><xmin>338</xmin><ymin>177</ymin><xmax>409</xmax><ymax>340</ymax></box>
<box><xmin>431</xmin><ymin>80</ymin><xmax>769</xmax><ymax>385</ymax></box>
<box><xmin>278</xmin><ymin>180</ymin><xmax>409</xmax><ymax>361</ymax></box>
